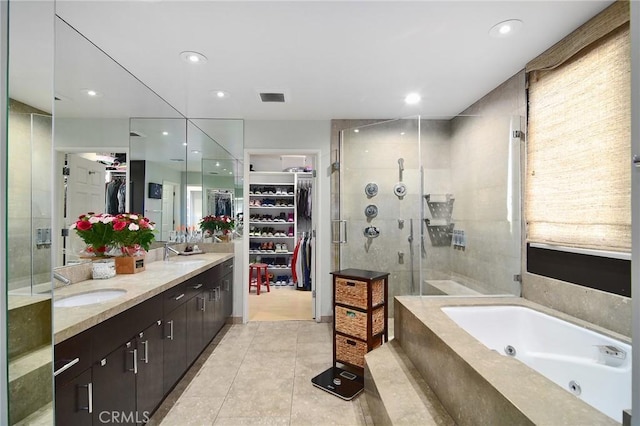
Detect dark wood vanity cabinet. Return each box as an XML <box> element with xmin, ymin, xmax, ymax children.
<box><xmin>55</xmin><ymin>368</ymin><xmax>93</xmax><ymax>425</ymax></box>
<box><xmin>162</xmin><ymin>302</ymin><xmax>187</xmax><ymax>395</ymax></box>
<box><xmin>92</xmin><ymin>341</ymin><xmax>137</xmax><ymax>425</ymax></box>
<box><xmin>135</xmin><ymin>320</ymin><xmax>164</xmax><ymax>419</ymax></box>
<box><xmin>55</xmin><ymin>260</ymin><xmax>234</xmax><ymax>424</ymax></box>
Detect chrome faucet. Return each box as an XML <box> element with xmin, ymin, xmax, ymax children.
<box><xmin>53</xmin><ymin>271</ymin><xmax>71</xmax><ymax>286</ymax></box>
<box><xmin>164</xmin><ymin>242</ymin><xmax>180</xmax><ymax>261</ymax></box>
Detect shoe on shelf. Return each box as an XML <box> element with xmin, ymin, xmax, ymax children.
<box><xmin>288</xmin><ymin>227</ymin><xmax>294</xmax><ymax>237</ymax></box>
<box><xmin>288</xmin><ymin>213</ymin><xmax>294</xmax><ymax>222</ymax></box>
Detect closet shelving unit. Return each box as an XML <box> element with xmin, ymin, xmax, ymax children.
<box><xmin>248</xmin><ymin>171</ymin><xmax>312</xmax><ymax>286</ymax></box>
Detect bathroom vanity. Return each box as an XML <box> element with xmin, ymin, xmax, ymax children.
<box><xmin>52</xmin><ymin>253</ymin><xmax>233</xmax><ymax>425</ymax></box>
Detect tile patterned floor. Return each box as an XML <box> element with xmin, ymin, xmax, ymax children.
<box><xmin>151</xmin><ymin>321</ymin><xmax>373</xmax><ymax>426</ymax></box>
<box><xmin>249</xmin><ymin>287</ymin><xmax>313</xmax><ymax>321</ymax></box>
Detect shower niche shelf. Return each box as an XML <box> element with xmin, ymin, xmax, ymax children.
<box><xmin>424</xmin><ymin>194</ymin><xmax>455</xmax><ymax>247</ymax></box>
<box><xmin>424</xmin><ymin>194</ymin><xmax>454</xmax><ymax>218</ymax></box>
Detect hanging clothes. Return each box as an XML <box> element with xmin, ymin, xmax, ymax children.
<box><xmin>296</xmin><ymin>180</ymin><xmax>313</xmax><ymax>220</ymax></box>
<box><xmin>106</xmin><ymin>179</ymin><xmax>121</xmax><ymax>214</ymax></box>
<box><xmin>117</xmin><ymin>180</ymin><xmax>126</xmax><ymax>213</ymax></box>
<box><xmin>291</xmin><ymin>237</ymin><xmax>301</xmax><ymax>284</ymax></box>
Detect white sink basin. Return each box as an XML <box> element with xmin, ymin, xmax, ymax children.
<box><xmin>54</xmin><ymin>289</ymin><xmax>127</xmax><ymax>307</ymax></box>
<box><xmin>167</xmin><ymin>259</ymin><xmax>207</xmax><ymax>266</ymax></box>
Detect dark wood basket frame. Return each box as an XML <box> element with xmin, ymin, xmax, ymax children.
<box><xmin>331</xmin><ymin>269</ymin><xmax>389</xmax><ymax>375</ymax></box>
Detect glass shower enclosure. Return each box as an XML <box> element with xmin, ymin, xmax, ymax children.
<box><xmin>336</xmin><ymin>115</ymin><xmax>522</xmax><ymax>312</ymax></box>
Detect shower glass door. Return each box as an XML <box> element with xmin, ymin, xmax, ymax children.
<box><xmin>420</xmin><ymin>114</ymin><xmax>522</xmax><ymax>297</ymax></box>
<box><xmin>338</xmin><ymin>117</ymin><xmax>422</xmax><ymax>316</ymax></box>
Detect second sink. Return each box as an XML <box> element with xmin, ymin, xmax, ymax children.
<box><xmin>54</xmin><ymin>289</ymin><xmax>127</xmax><ymax>308</ymax></box>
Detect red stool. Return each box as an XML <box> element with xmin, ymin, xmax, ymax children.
<box><xmin>249</xmin><ymin>263</ymin><xmax>270</xmax><ymax>295</ymax></box>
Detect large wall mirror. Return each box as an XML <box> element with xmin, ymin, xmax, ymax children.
<box><xmin>5</xmin><ymin>6</ymin><xmax>243</xmax><ymax>424</ymax></box>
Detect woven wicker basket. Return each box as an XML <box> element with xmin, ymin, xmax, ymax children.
<box><xmin>335</xmin><ymin>278</ymin><xmax>384</xmax><ymax>310</ymax></box>
<box><xmin>335</xmin><ymin>305</ymin><xmax>385</xmax><ymax>340</ymax></box>
<box><xmin>335</xmin><ymin>334</ymin><xmax>382</xmax><ymax>368</ymax></box>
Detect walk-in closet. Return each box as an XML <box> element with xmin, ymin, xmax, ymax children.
<box><xmin>246</xmin><ymin>154</ymin><xmax>316</xmax><ymax>321</ymax></box>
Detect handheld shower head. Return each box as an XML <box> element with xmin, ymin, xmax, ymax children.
<box><xmin>398</xmin><ymin>158</ymin><xmax>404</xmax><ymax>172</ymax></box>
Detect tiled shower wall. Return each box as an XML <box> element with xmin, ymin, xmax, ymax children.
<box><xmin>7</xmin><ymin>100</ymin><xmax>52</xmax><ymax>292</ymax></box>
<box><xmin>338</xmin><ymin>119</ymin><xmax>422</xmax><ymax>317</ymax></box>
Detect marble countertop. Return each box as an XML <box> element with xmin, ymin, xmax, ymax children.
<box><xmin>54</xmin><ymin>253</ymin><xmax>233</xmax><ymax>344</ymax></box>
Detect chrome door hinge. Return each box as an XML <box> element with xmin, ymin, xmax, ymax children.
<box><xmin>312</xmin><ymin>290</ymin><xmax>316</xmax><ymax>298</ymax></box>
<box><xmin>512</xmin><ymin>130</ymin><xmax>524</xmax><ymax>139</ymax></box>
<box><xmin>513</xmin><ymin>274</ymin><xmax>522</xmax><ymax>282</ymax></box>
<box><xmin>312</xmin><ymin>169</ymin><xmax>317</xmax><ymax>178</ymax></box>
<box><xmin>331</xmin><ymin>162</ymin><xmax>340</xmax><ymax>173</ymax></box>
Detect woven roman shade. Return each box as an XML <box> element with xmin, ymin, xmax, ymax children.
<box><xmin>526</xmin><ymin>22</ymin><xmax>631</xmax><ymax>252</ymax></box>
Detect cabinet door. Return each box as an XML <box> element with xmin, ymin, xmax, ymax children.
<box><xmin>92</xmin><ymin>342</ymin><xmax>137</xmax><ymax>425</ymax></box>
<box><xmin>136</xmin><ymin>320</ymin><xmax>164</xmax><ymax>420</ymax></box>
<box><xmin>163</xmin><ymin>303</ymin><xmax>187</xmax><ymax>394</ymax></box>
<box><xmin>186</xmin><ymin>292</ymin><xmax>205</xmax><ymax>366</ymax></box>
<box><xmin>55</xmin><ymin>368</ymin><xmax>93</xmax><ymax>426</ymax></box>
<box><xmin>221</xmin><ymin>273</ymin><xmax>233</xmax><ymax>319</ymax></box>
<box><xmin>203</xmin><ymin>286</ymin><xmax>217</xmax><ymax>342</ymax></box>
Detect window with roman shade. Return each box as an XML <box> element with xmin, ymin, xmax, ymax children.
<box><xmin>526</xmin><ymin>1</ymin><xmax>631</xmax><ymax>254</ymax></box>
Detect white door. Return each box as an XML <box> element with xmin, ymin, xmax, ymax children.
<box><xmin>161</xmin><ymin>182</ymin><xmax>176</xmax><ymax>241</ymax></box>
<box><xmin>66</xmin><ymin>154</ymin><xmax>107</xmax><ymax>260</ymax></box>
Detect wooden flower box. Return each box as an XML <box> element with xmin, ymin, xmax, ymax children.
<box><xmin>115</xmin><ymin>254</ymin><xmax>146</xmax><ymax>274</ymax></box>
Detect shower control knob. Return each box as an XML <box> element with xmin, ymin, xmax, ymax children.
<box><xmin>364</xmin><ymin>226</ymin><xmax>380</xmax><ymax>238</ymax></box>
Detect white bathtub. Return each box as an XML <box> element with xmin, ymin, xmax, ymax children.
<box><xmin>441</xmin><ymin>305</ymin><xmax>631</xmax><ymax>423</ymax></box>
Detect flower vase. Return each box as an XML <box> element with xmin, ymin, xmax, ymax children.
<box><xmin>115</xmin><ymin>254</ymin><xmax>146</xmax><ymax>274</ymax></box>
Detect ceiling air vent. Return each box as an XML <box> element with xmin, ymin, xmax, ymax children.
<box><xmin>259</xmin><ymin>93</ymin><xmax>285</xmax><ymax>103</ymax></box>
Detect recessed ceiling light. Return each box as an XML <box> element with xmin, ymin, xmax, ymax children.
<box><xmin>400</xmin><ymin>132</ymin><xmax>406</xmax><ymax>136</ymax></box>
<box><xmin>489</xmin><ymin>19</ymin><xmax>523</xmax><ymax>38</ymax></box>
<box><xmin>212</xmin><ymin>90</ymin><xmax>229</xmax><ymax>99</ymax></box>
<box><xmin>191</xmin><ymin>150</ymin><xmax>200</xmax><ymax>154</ymax></box>
<box><xmin>180</xmin><ymin>51</ymin><xmax>207</xmax><ymax>64</ymax></box>
<box><xmin>81</xmin><ymin>88</ymin><xmax>102</xmax><ymax>98</ymax></box>
<box><xmin>405</xmin><ymin>93</ymin><xmax>421</xmax><ymax>105</ymax></box>
<box><xmin>216</xmin><ymin>162</ymin><xmax>220</xmax><ymax>167</ymax></box>
<box><xmin>354</xmin><ymin>129</ymin><xmax>360</xmax><ymax>133</ymax></box>
<box><xmin>162</xmin><ymin>131</ymin><xmax>169</xmax><ymax>136</ymax></box>
<box><xmin>182</xmin><ymin>142</ymin><xmax>188</xmax><ymax>146</ymax></box>
<box><xmin>229</xmin><ymin>172</ymin><xmax>233</xmax><ymax>175</ymax></box>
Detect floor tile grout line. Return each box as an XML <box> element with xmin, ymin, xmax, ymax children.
<box><xmin>210</xmin><ymin>323</ymin><xmax>260</xmax><ymax>425</ymax></box>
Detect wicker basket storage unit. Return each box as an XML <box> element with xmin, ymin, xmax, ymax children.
<box><xmin>331</xmin><ymin>269</ymin><xmax>389</xmax><ymax>375</ymax></box>
<box><xmin>335</xmin><ymin>334</ymin><xmax>382</xmax><ymax>368</ymax></box>
<box><xmin>335</xmin><ymin>278</ymin><xmax>384</xmax><ymax>310</ymax></box>
<box><xmin>335</xmin><ymin>305</ymin><xmax>385</xmax><ymax>341</ymax></box>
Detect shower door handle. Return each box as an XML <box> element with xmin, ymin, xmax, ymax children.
<box><xmin>331</xmin><ymin>220</ymin><xmax>347</xmax><ymax>244</ymax></box>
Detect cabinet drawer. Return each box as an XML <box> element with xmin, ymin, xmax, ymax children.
<box><xmin>335</xmin><ymin>305</ymin><xmax>385</xmax><ymax>341</ymax></box>
<box><xmin>54</xmin><ymin>329</ymin><xmax>92</xmax><ymax>386</ymax></box>
<box><xmin>163</xmin><ymin>281</ymin><xmax>189</xmax><ymax>312</ymax></box>
<box><xmin>335</xmin><ymin>278</ymin><xmax>384</xmax><ymax>310</ymax></box>
<box><xmin>335</xmin><ymin>334</ymin><xmax>381</xmax><ymax>368</ymax></box>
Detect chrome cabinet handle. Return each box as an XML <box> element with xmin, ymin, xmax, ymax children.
<box><xmin>129</xmin><ymin>348</ymin><xmax>138</xmax><ymax>374</ymax></box>
<box><xmin>192</xmin><ymin>283</ymin><xmax>203</xmax><ymax>290</ymax></box>
<box><xmin>200</xmin><ymin>296</ymin><xmax>206</xmax><ymax>312</ymax></box>
<box><xmin>79</xmin><ymin>382</ymin><xmax>93</xmax><ymax>413</ymax></box>
<box><xmin>167</xmin><ymin>320</ymin><xmax>174</xmax><ymax>340</ymax></box>
<box><xmin>223</xmin><ymin>279</ymin><xmax>230</xmax><ymax>292</ymax></box>
<box><xmin>141</xmin><ymin>340</ymin><xmax>149</xmax><ymax>363</ymax></box>
<box><xmin>54</xmin><ymin>357</ymin><xmax>79</xmax><ymax>377</ymax></box>
<box><xmin>174</xmin><ymin>293</ymin><xmax>185</xmax><ymax>301</ymax></box>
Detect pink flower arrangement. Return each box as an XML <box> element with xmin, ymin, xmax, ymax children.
<box><xmin>111</xmin><ymin>213</ymin><xmax>156</xmax><ymax>256</ymax></box>
<box><xmin>199</xmin><ymin>215</ymin><xmax>235</xmax><ymax>235</ymax></box>
<box><xmin>70</xmin><ymin>212</ymin><xmax>116</xmax><ymax>256</ymax></box>
<box><xmin>70</xmin><ymin>212</ymin><xmax>156</xmax><ymax>257</ymax></box>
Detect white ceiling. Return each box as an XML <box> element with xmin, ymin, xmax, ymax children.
<box><xmin>44</xmin><ymin>0</ymin><xmax>613</xmax><ymax>121</ymax></box>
